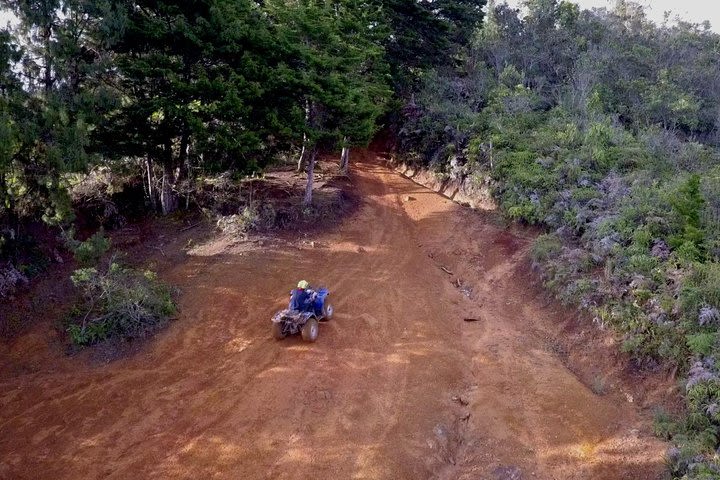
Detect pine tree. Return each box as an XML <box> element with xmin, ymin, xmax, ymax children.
<box><xmin>264</xmin><ymin>0</ymin><xmax>390</xmax><ymax>204</ymax></box>
<box><xmin>98</xmin><ymin>0</ymin><xmax>283</xmax><ymax>214</ymax></box>
<box><xmin>2</xmin><ymin>0</ymin><xmax>105</xmax><ymax>226</ymax></box>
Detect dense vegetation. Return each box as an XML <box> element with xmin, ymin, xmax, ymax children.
<box><xmin>0</xmin><ymin>0</ymin><xmax>483</xmax><ymax>232</ymax></box>
<box><xmin>398</xmin><ymin>1</ymin><xmax>720</xmax><ymax>476</ymax></box>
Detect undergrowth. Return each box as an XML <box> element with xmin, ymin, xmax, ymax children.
<box><xmin>401</xmin><ymin>81</ymin><xmax>720</xmax><ymax>479</ymax></box>
<box><xmin>65</xmin><ymin>232</ymin><xmax>176</xmax><ymax>346</ymax></box>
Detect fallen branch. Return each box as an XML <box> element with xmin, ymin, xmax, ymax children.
<box><xmin>180</xmin><ymin>221</ymin><xmax>202</xmax><ymax>232</ymax></box>
<box><xmin>441</xmin><ymin>266</ymin><xmax>453</xmax><ymax>275</ymax></box>
<box><xmin>463</xmin><ymin>317</ymin><xmax>480</xmax><ymax>322</ymax></box>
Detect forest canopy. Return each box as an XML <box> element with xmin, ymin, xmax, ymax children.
<box><xmin>0</xmin><ymin>0</ymin><xmax>484</xmax><ymax>222</ymax></box>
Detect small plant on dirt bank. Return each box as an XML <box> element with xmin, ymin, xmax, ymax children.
<box><xmin>63</xmin><ymin>228</ymin><xmax>111</xmax><ymax>266</ymax></box>
<box><xmin>63</xmin><ymin>230</ymin><xmax>176</xmax><ymax>346</ymax></box>
<box><xmin>67</xmin><ymin>258</ymin><xmax>176</xmax><ymax>346</ymax></box>
<box><xmin>590</xmin><ymin>375</ymin><xmax>607</xmax><ymax>395</ymax></box>
<box><xmin>0</xmin><ymin>263</ymin><xmax>28</xmax><ymax>298</ymax></box>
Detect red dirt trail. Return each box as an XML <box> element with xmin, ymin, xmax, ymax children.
<box><xmin>0</xmin><ymin>150</ymin><xmax>667</xmax><ymax>479</ymax></box>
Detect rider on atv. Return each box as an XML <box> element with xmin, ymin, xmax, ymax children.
<box><xmin>289</xmin><ymin>280</ymin><xmax>315</xmax><ymax>312</ymax></box>
<box><xmin>273</xmin><ymin>281</ymin><xmax>332</xmax><ymax>342</ymax></box>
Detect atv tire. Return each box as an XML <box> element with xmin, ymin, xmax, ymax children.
<box><xmin>272</xmin><ymin>322</ymin><xmax>285</xmax><ymax>340</ymax></box>
<box><xmin>321</xmin><ymin>303</ymin><xmax>334</xmax><ymax>321</ymax></box>
<box><xmin>301</xmin><ymin>318</ymin><xmax>319</xmax><ymax>342</ymax></box>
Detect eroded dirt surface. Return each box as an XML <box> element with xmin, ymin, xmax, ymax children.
<box><xmin>0</xmin><ymin>151</ymin><xmax>668</xmax><ymax>479</ymax></box>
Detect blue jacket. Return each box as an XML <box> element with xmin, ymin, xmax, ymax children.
<box><xmin>289</xmin><ymin>288</ymin><xmax>313</xmax><ymax>312</ymax></box>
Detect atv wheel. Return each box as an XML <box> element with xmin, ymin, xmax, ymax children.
<box><xmin>272</xmin><ymin>322</ymin><xmax>285</xmax><ymax>340</ymax></box>
<box><xmin>301</xmin><ymin>318</ymin><xmax>319</xmax><ymax>342</ymax></box>
<box><xmin>321</xmin><ymin>303</ymin><xmax>334</xmax><ymax>321</ymax></box>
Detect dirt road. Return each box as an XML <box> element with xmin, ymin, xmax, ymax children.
<box><xmin>0</xmin><ymin>151</ymin><xmax>667</xmax><ymax>479</ymax></box>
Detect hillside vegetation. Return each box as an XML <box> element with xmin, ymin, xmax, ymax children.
<box><xmin>397</xmin><ymin>1</ymin><xmax>720</xmax><ymax>476</ymax></box>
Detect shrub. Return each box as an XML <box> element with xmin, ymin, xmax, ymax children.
<box><xmin>0</xmin><ymin>263</ymin><xmax>28</xmax><ymax>297</ymax></box>
<box><xmin>699</xmin><ymin>307</ymin><xmax>720</xmax><ymax>327</ymax></box>
<box><xmin>531</xmin><ymin>234</ymin><xmax>563</xmax><ymax>264</ymax></box>
<box><xmin>64</xmin><ymin>229</ymin><xmax>111</xmax><ymax>266</ymax></box>
<box><xmin>67</xmin><ymin>260</ymin><xmax>176</xmax><ymax>346</ymax></box>
<box><xmin>591</xmin><ymin>375</ymin><xmax>607</xmax><ymax>395</ymax></box>
<box><xmin>653</xmin><ymin>408</ymin><xmax>677</xmax><ymax>440</ymax></box>
<box><xmin>680</xmin><ymin>264</ymin><xmax>720</xmax><ymax>322</ymax></box>
<box><xmin>686</xmin><ymin>333</ymin><xmax>716</xmax><ymax>357</ymax></box>
<box><xmin>670</xmin><ymin>175</ymin><xmax>706</xmax><ymax>257</ymax></box>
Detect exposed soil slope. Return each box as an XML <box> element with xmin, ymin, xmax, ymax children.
<box><xmin>0</xmin><ymin>150</ymin><xmax>667</xmax><ymax>479</ymax></box>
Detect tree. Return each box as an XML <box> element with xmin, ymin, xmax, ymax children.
<box><xmin>98</xmin><ymin>0</ymin><xmax>285</xmax><ymax>214</ymax></box>
<box><xmin>1</xmin><ymin>0</ymin><xmax>107</xmax><ymax>228</ymax></box>
<box><xmin>265</xmin><ymin>0</ymin><xmax>390</xmax><ymax>205</ymax></box>
<box><xmin>380</xmin><ymin>0</ymin><xmax>486</xmax><ymax>95</ymax></box>
<box><xmin>0</xmin><ymin>29</ymin><xmax>22</xmax><ymax>243</ymax></box>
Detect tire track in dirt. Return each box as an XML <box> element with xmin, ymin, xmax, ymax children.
<box><xmin>0</xmin><ymin>150</ymin><xmax>666</xmax><ymax>479</ymax></box>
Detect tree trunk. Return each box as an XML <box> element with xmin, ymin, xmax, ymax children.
<box><xmin>489</xmin><ymin>141</ymin><xmax>494</xmax><ymax>171</ymax></box>
<box><xmin>160</xmin><ymin>143</ymin><xmax>179</xmax><ymax>215</ymax></box>
<box><xmin>145</xmin><ymin>157</ymin><xmax>158</xmax><ymax>212</ymax></box>
<box><xmin>160</xmin><ymin>163</ymin><xmax>179</xmax><ymax>215</ymax></box>
<box><xmin>303</xmin><ymin>147</ymin><xmax>317</xmax><ymax>207</ymax></box>
<box><xmin>297</xmin><ymin>98</ymin><xmax>311</xmax><ymax>172</ymax></box>
<box><xmin>340</xmin><ymin>143</ymin><xmax>350</xmax><ymax>174</ymax></box>
<box><xmin>43</xmin><ymin>23</ymin><xmax>53</xmax><ymax>93</ymax></box>
<box><xmin>178</xmin><ymin>132</ymin><xmax>189</xmax><ymax>180</ymax></box>
<box><xmin>2</xmin><ymin>172</ymin><xmax>19</xmax><ymax>242</ymax></box>
<box><xmin>178</xmin><ymin>132</ymin><xmax>192</xmax><ymax>210</ymax></box>
<box><xmin>297</xmin><ymin>133</ymin><xmax>308</xmax><ymax>172</ymax></box>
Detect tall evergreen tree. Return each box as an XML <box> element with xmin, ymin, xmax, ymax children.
<box><xmin>1</xmin><ymin>0</ymin><xmax>106</xmax><ymax>226</ymax></box>
<box><xmin>98</xmin><ymin>0</ymin><xmax>284</xmax><ymax>214</ymax></box>
<box><xmin>0</xmin><ymin>29</ymin><xmax>22</xmax><ymax>242</ymax></box>
<box><xmin>379</xmin><ymin>0</ymin><xmax>486</xmax><ymax>95</ymax></box>
<box><xmin>265</xmin><ymin>0</ymin><xmax>390</xmax><ymax>204</ymax></box>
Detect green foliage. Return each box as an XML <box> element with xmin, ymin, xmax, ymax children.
<box><xmin>68</xmin><ymin>261</ymin><xmax>176</xmax><ymax>346</ymax></box>
<box><xmin>679</xmin><ymin>263</ymin><xmax>720</xmax><ymax>320</ymax></box>
<box><xmin>653</xmin><ymin>408</ymin><xmax>678</xmax><ymax>440</ymax></box>
<box><xmin>1</xmin><ymin>0</ymin><xmax>398</xmax><ymax>222</ymax></box>
<box><xmin>686</xmin><ymin>333</ymin><xmax>716</xmax><ymax>357</ymax></box>
<box><xmin>266</xmin><ymin>0</ymin><xmax>391</xmax><ymax>150</ymax></box>
<box><xmin>670</xmin><ymin>175</ymin><xmax>706</xmax><ymax>258</ymax></box>
<box><xmin>381</xmin><ymin>0</ymin><xmax>486</xmax><ymax>93</ymax></box>
<box><xmin>0</xmin><ymin>1</ymin><xmax>105</xmax><ymax>230</ymax></box>
<box><xmin>64</xmin><ymin>230</ymin><xmax>111</xmax><ymax>267</ymax></box>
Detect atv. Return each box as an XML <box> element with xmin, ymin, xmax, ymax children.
<box><xmin>271</xmin><ymin>287</ymin><xmax>334</xmax><ymax>342</ymax></box>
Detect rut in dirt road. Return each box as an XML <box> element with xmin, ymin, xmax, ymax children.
<box><xmin>0</xmin><ymin>150</ymin><xmax>666</xmax><ymax>479</ymax></box>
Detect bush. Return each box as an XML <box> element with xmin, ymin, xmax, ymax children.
<box><xmin>67</xmin><ymin>260</ymin><xmax>176</xmax><ymax>346</ymax></box>
<box><xmin>670</xmin><ymin>175</ymin><xmax>706</xmax><ymax>257</ymax></box>
<box><xmin>64</xmin><ymin>229</ymin><xmax>111</xmax><ymax>266</ymax></box>
<box><xmin>653</xmin><ymin>408</ymin><xmax>677</xmax><ymax>440</ymax></box>
<box><xmin>0</xmin><ymin>263</ymin><xmax>28</xmax><ymax>297</ymax></box>
<box><xmin>686</xmin><ymin>333</ymin><xmax>716</xmax><ymax>357</ymax></box>
<box><xmin>679</xmin><ymin>264</ymin><xmax>720</xmax><ymax>322</ymax></box>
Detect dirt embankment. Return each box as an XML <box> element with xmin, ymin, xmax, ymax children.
<box><xmin>0</xmin><ymin>149</ymin><xmax>672</xmax><ymax>479</ymax></box>
<box><xmin>392</xmin><ymin>160</ymin><xmax>496</xmax><ymax>211</ymax></box>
